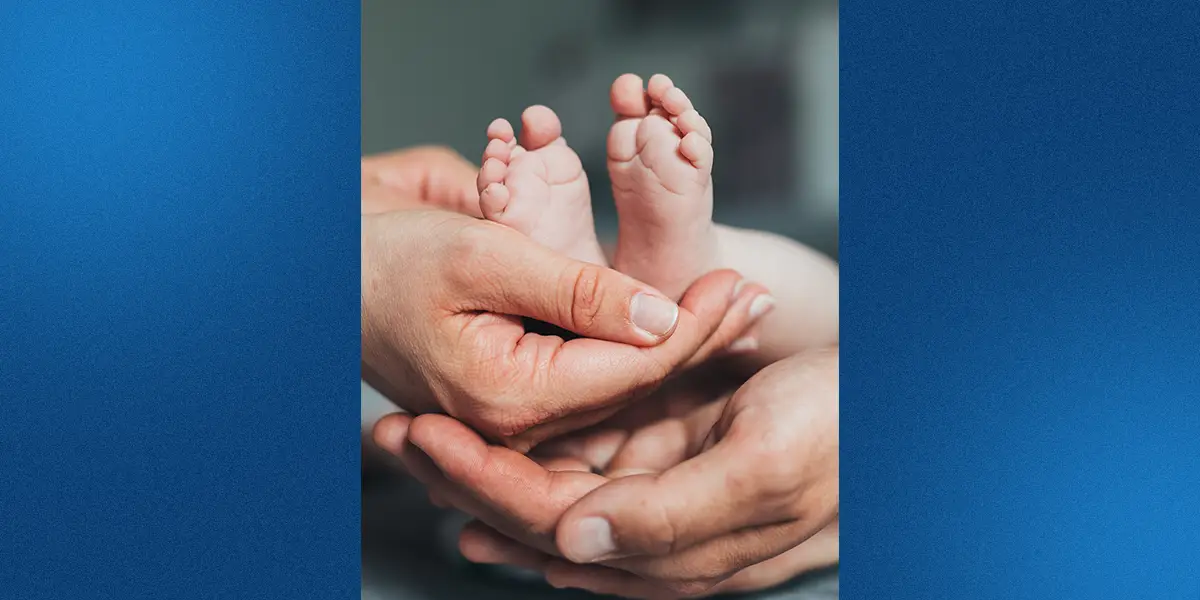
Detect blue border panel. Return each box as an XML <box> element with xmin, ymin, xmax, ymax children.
<box><xmin>842</xmin><ymin>0</ymin><xmax>1200</xmax><ymax>597</ymax></box>
<box><xmin>1</xmin><ymin>1</ymin><xmax>359</xmax><ymax>598</ymax></box>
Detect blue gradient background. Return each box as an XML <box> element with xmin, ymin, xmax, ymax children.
<box><xmin>3</xmin><ymin>0</ymin><xmax>1199</xmax><ymax>597</ymax></box>
<box><xmin>0</xmin><ymin>0</ymin><xmax>359</xmax><ymax>598</ymax></box>
<box><xmin>842</xmin><ymin>0</ymin><xmax>1200</xmax><ymax>597</ymax></box>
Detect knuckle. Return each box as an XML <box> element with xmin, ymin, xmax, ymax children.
<box><xmin>567</xmin><ymin>263</ymin><xmax>606</xmax><ymax>332</ymax></box>
<box><xmin>730</xmin><ymin>418</ymin><xmax>803</xmax><ymax>501</ymax></box>
<box><xmin>644</xmin><ymin>497</ymin><xmax>682</xmax><ymax>555</ymax></box>
<box><xmin>742</xmin><ymin>453</ymin><xmax>796</xmax><ymax>499</ymax></box>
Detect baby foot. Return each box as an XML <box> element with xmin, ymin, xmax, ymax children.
<box><xmin>476</xmin><ymin>105</ymin><xmax>606</xmax><ymax>266</ymax></box>
<box><xmin>607</xmin><ymin>73</ymin><xmax>719</xmax><ymax>301</ymax></box>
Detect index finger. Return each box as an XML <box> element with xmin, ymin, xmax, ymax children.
<box><xmin>406</xmin><ymin>414</ymin><xmax>607</xmax><ymax>548</ymax></box>
<box><xmin>554</xmin><ymin>359</ymin><xmax>839</xmax><ymax>564</ymax></box>
<box><xmin>446</xmin><ymin>221</ymin><xmax>684</xmax><ymax>347</ymax></box>
<box><xmin>497</xmin><ymin>270</ymin><xmax>764</xmax><ymax>449</ymax></box>
<box><xmin>361</xmin><ymin>146</ymin><xmax>481</xmax><ymax>216</ymax></box>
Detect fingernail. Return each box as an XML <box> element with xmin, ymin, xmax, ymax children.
<box><xmin>731</xmin><ymin>278</ymin><xmax>747</xmax><ymax>300</ymax></box>
<box><xmin>631</xmin><ymin>293</ymin><xmax>679</xmax><ymax>337</ymax></box>
<box><xmin>749</xmin><ymin>295</ymin><xmax>776</xmax><ymax>321</ymax></box>
<box><xmin>565</xmin><ymin>517</ymin><xmax>617</xmax><ymax>563</ymax></box>
<box><xmin>728</xmin><ymin>336</ymin><xmax>759</xmax><ymax>353</ymax></box>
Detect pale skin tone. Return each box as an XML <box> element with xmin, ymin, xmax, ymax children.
<box><xmin>374</xmin><ymin>349</ymin><xmax>839</xmax><ymax>599</ymax></box>
<box><xmin>362</xmin><ymin>71</ymin><xmax>839</xmax><ymax>594</ymax></box>
<box><xmin>362</xmin><ymin>209</ymin><xmax>771</xmax><ymax>451</ymax></box>
<box><xmin>472</xmin><ymin>74</ymin><xmax>839</xmax><ymax>367</ymax></box>
<box><xmin>362</xmin><ymin>141</ymin><xmax>778</xmax><ymax>450</ymax></box>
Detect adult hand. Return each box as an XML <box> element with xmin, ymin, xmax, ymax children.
<box><xmin>362</xmin><ymin>209</ymin><xmax>772</xmax><ymax>451</ymax></box>
<box><xmin>361</xmin><ymin>146</ymin><xmax>481</xmax><ymax>216</ymax></box>
<box><xmin>373</xmin><ymin>349</ymin><xmax>839</xmax><ymax>597</ymax></box>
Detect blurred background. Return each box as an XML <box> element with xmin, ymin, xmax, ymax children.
<box><xmin>362</xmin><ymin>1</ymin><xmax>838</xmax><ymax>598</ymax></box>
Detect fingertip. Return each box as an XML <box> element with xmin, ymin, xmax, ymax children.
<box><xmin>371</xmin><ymin>412</ymin><xmax>412</xmax><ymax>455</ymax></box>
<box><xmin>458</xmin><ymin>523</ymin><xmax>501</xmax><ymax>563</ymax></box>
<box><xmin>408</xmin><ymin>413</ymin><xmax>474</xmax><ymax>453</ymax></box>
<box><xmin>557</xmin><ymin>474</ymin><xmax>672</xmax><ymax>562</ymax></box>
<box><xmin>557</xmin><ymin>515</ymin><xmax>619</xmax><ymax>564</ymax></box>
<box><xmin>749</xmin><ymin>294</ymin><xmax>777</xmax><ymax>321</ymax></box>
<box><xmin>630</xmin><ymin>292</ymin><xmax>682</xmax><ymax>342</ymax></box>
<box><xmin>679</xmin><ymin>269</ymin><xmax>745</xmax><ymax>312</ymax></box>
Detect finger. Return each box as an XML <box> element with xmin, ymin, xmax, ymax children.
<box><xmin>374</xmin><ymin>413</ymin><xmax>553</xmax><ymax>551</ymax></box>
<box><xmin>545</xmin><ymin>560</ymin><xmax>719</xmax><ymax>600</ymax></box>
<box><xmin>556</xmin><ymin>423</ymin><xmax>811</xmax><ymax>563</ymax></box>
<box><xmin>603</xmin><ymin>516</ymin><xmax>825</xmax><ymax>585</ymax></box>
<box><xmin>723</xmin><ymin>314</ymin><xmax>767</xmax><ymax>356</ymax></box>
<box><xmin>458</xmin><ymin>520</ymin><xmax>556</xmax><ymax>569</ymax></box>
<box><xmin>393</xmin><ymin>426</ymin><xmax>561</xmax><ymax>554</ymax></box>
<box><xmin>406</xmin><ymin>414</ymin><xmax>607</xmax><ymax>550</ymax></box>
<box><xmin>501</xmin><ymin>270</ymin><xmax>749</xmax><ymax>446</ymax></box>
<box><xmin>503</xmin><ymin>403</ymin><xmax>626</xmax><ymax>454</ymax></box>
<box><xmin>531</xmin><ymin>427</ymin><xmax>630</xmax><ymax>472</ymax></box>
<box><xmin>708</xmin><ymin>522</ymin><xmax>839</xmax><ymax>595</ymax></box>
<box><xmin>680</xmin><ymin>281</ymin><xmax>773</xmax><ymax>370</ymax></box>
<box><xmin>371</xmin><ymin>412</ymin><xmax>414</xmax><ymax>460</ymax></box>
<box><xmin>362</xmin><ymin>146</ymin><xmax>481</xmax><ymax>217</ymax></box>
<box><xmin>459</xmin><ymin>524</ymin><xmax>681</xmax><ymax>600</ymax></box>
<box><xmin>605</xmin><ymin>397</ymin><xmax>727</xmax><ymax>475</ymax></box>
<box><xmin>465</xmin><ymin>520</ymin><xmax>736</xmax><ymax>600</ymax></box>
<box><xmin>533</xmin><ymin>456</ymin><xmax>594</xmax><ymax>473</ymax></box>
<box><xmin>452</xmin><ymin>268</ymin><xmax>747</xmax><ymax>447</ymax></box>
<box><xmin>449</xmin><ymin>222</ymin><xmax>683</xmax><ymax>346</ymax></box>
<box><xmin>361</xmin><ymin>175</ymin><xmax>423</xmax><ymax>214</ymax></box>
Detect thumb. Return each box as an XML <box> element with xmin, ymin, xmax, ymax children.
<box><xmin>452</xmin><ymin>222</ymin><xmax>681</xmax><ymax>346</ymax></box>
<box><xmin>554</xmin><ymin>432</ymin><xmax>788</xmax><ymax>564</ymax></box>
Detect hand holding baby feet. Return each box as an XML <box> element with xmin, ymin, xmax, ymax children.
<box><xmin>608</xmin><ymin>73</ymin><xmax>720</xmax><ymax>301</ymax></box>
<box><xmin>476</xmin><ymin>105</ymin><xmax>607</xmax><ymax>266</ymax></box>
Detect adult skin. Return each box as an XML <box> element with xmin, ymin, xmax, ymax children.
<box><xmin>361</xmin><ymin>151</ymin><xmax>773</xmax><ymax>450</ymax></box>
<box><xmin>374</xmin><ymin>349</ymin><xmax>839</xmax><ymax>598</ymax></box>
<box><xmin>361</xmin><ymin>146</ymin><xmax>482</xmax><ymax>216</ymax></box>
